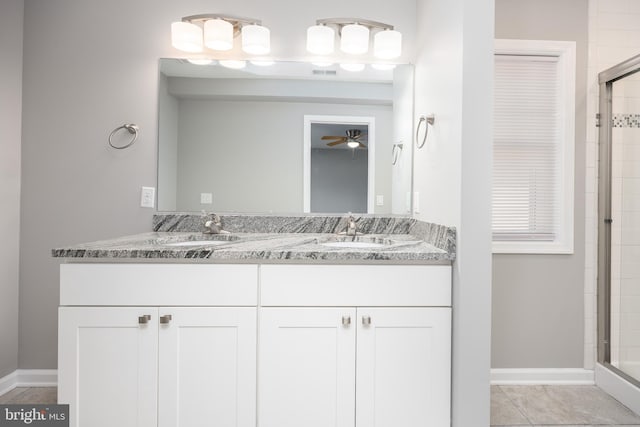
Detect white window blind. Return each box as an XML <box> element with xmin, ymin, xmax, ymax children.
<box><xmin>493</xmin><ymin>54</ymin><xmax>561</xmax><ymax>243</ymax></box>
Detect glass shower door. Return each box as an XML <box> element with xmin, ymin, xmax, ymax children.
<box><xmin>599</xmin><ymin>54</ymin><xmax>640</xmax><ymax>387</ymax></box>
<box><xmin>609</xmin><ymin>70</ymin><xmax>640</xmax><ymax>382</ymax></box>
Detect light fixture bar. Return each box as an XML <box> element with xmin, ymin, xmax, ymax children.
<box><xmin>181</xmin><ymin>14</ymin><xmax>262</xmax><ymax>36</ymax></box>
<box><xmin>315</xmin><ymin>18</ymin><xmax>394</xmax><ymax>31</ymax></box>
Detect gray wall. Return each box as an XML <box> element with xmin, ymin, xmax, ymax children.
<box><xmin>0</xmin><ymin>0</ymin><xmax>23</xmax><ymax>379</ymax></box>
<box><xmin>311</xmin><ymin>148</ymin><xmax>368</xmax><ymax>213</ymax></box>
<box><xmin>173</xmin><ymin>99</ymin><xmax>391</xmax><ymax>213</ymax></box>
<box><xmin>492</xmin><ymin>0</ymin><xmax>588</xmax><ymax>368</ymax></box>
<box><xmin>18</xmin><ymin>0</ymin><xmax>416</xmax><ymax>369</ymax></box>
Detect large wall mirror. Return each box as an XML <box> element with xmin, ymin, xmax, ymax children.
<box><xmin>157</xmin><ymin>59</ymin><xmax>414</xmax><ymax>215</ymax></box>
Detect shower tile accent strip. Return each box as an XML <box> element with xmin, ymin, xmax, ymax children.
<box><xmin>612</xmin><ymin>113</ymin><xmax>640</xmax><ymax>128</ymax></box>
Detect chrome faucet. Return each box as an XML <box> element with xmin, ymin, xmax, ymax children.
<box><xmin>203</xmin><ymin>213</ymin><xmax>225</xmax><ymax>234</ymax></box>
<box><xmin>343</xmin><ymin>214</ymin><xmax>358</xmax><ymax>237</ymax></box>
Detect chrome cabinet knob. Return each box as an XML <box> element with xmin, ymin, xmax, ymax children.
<box><xmin>160</xmin><ymin>315</ymin><xmax>172</xmax><ymax>324</ymax></box>
<box><xmin>138</xmin><ymin>315</ymin><xmax>151</xmax><ymax>325</ymax></box>
<box><xmin>342</xmin><ymin>315</ymin><xmax>351</xmax><ymax>326</ymax></box>
<box><xmin>362</xmin><ymin>315</ymin><xmax>371</xmax><ymax>326</ymax></box>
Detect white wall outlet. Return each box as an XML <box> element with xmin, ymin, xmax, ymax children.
<box><xmin>200</xmin><ymin>193</ymin><xmax>213</xmax><ymax>204</ymax></box>
<box><xmin>413</xmin><ymin>191</ymin><xmax>420</xmax><ymax>214</ymax></box>
<box><xmin>140</xmin><ymin>187</ymin><xmax>155</xmax><ymax>208</ymax></box>
<box><xmin>376</xmin><ymin>195</ymin><xmax>384</xmax><ymax>206</ymax></box>
<box><xmin>406</xmin><ymin>192</ymin><xmax>412</xmax><ymax>213</ymax></box>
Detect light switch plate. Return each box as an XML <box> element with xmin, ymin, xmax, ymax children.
<box><xmin>376</xmin><ymin>195</ymin><xmax>384</xmax><ymax>206</ymax></box>
<box><xmin>140</xmin><ymin>187</ymin><xmax>155</xmax><ymax>208</ymax></box>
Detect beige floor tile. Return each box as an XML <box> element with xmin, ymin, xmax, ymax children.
<box><xmin>491</xmin><ymin>386</ymin><xmax>531</xmax><ymax>426</ymax></box>
<box><xmin>0</xmin><ymin>387</ymin><xmax>29</xmax><ymax>404</ymax></box>
<box><xmin>500</xmin><ymin>385</ymin><xmax>640</xmax><ymax>425</ymax></box>
<box><xmin>1</xmin><ymin>387</ymin><xmax>57</xmax><ymax>404</ymax></box>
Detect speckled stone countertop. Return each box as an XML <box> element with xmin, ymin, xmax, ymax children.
<box><xmin>52</xmin><ymin>214</ymin><xmax>456</xmax><ymax>264</ymax></box>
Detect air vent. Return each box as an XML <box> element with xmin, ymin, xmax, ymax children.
<box><xmin>312</xmin><ymin>69</ymin><xmax>337</xmax><ymax>76</ymax></box>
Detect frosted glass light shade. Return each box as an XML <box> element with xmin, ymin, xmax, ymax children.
<box><xmin>171</xmin><ymin>22</ymin><xmax>203</xmax><ymax>53</ymax></box>
<box><xmin>242</xmin><ymin>24</ymin><xmax>270</xmax><ymax>55</ymax></box>
<box><xmin>374</xmin><ymin>29</ymin><xmax>402</xmax><ymax>59</ymax></box>
<box><xmin>340</xmin><ymin>24</ymin><xmax>369</xmax><ymax>54</ymax></box>
<box><xmin>340</xmin><ymin>63</ymin><xmax>365</xmax><ymax>72</ymax></box>
<box><xmin>204</xmin><ymin>19</ymin><xmax>233</xmax><ymax>51</ymax></box>
<box><xmin>307</xmin><ymin>25</ymin><xmax>335</xmax><ymax>55</ymax></box>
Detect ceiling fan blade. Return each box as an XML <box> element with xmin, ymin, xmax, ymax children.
<box><xmin>358</xmin><ymin>142</ymin><xmax>366</xmax><ymax>148</ymax></box>
<box><xmin>327</xmin><ymin>140</ymin><xmax>346</xmax><ymax>146</ymax></box>
<box><xmin>321</xmin><ymin>135</ymin><xmax>345</xmax><ymax>140</ymax></box>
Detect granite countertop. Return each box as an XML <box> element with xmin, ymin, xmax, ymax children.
<box><xmin>52</xmin><ymin>214</ymin><xmax>456</xmax><ymax>264</ymax></box>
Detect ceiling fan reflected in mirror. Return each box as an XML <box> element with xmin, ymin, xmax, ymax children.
<box><xmin>321</xmin><ymin>128</ymin><xmax>367</xmax><ymax>148</ymax></box>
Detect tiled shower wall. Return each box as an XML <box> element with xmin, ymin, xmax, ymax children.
<box><xmin>610</xmin><ymin>77</ymin><xmax>640</xmax><ymax>377</ymax></box>
<box><xmin>586</xmin><ymin>0</ymin><xmax>640</xmax><ymax>370</ymax></box>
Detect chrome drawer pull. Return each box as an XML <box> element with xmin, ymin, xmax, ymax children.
<box><xmin>342</xmin><ymin>315</ymin><xmax>351</xmax><ymax>326</ymax></box>
<box><xmin>160</xmin><ymin>315</ymin><xmax>172</xmax><ymax>324</ymax></box>
<box><xmin>138</xmin><ymin>315</ymin><xmax>151</xmax><ymax>325</ymax></box>
<box><xmin>362</xmin><ymin>315</ymin><xmax>371</xmax><ymax>326</ymax></box>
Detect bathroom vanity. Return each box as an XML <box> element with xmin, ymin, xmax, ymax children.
<box><xmin>53</xmin><ymin>214</ymin><xmax>455</xmax><ymax>427</ymax></box>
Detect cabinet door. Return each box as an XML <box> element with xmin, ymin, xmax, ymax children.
<box><xmin>259</xmin><ymin>308</ymin><xmax>356</xmax><ymax>427</ymax></box>
<box><xmin>356</xmin><ymin>308</ymin><xmax>451</xmax><ymax>427</ymax></box>
<box><xmin>158</xmin><ymin>307</ymin><xmax>257</xmax><ymax>427</ymax></box>
<box><xmin>58</xmin><ymin>307</ymin><xmax>158</xmax><ymax>427</ymax></box>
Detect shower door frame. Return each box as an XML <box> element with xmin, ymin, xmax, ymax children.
<box><xmin>597</xmin><ymin>53</ymin><xmax>640</xmax><ymax>388</ymax></box>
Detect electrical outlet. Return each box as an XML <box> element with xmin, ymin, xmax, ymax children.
<box><xmin>140</xmin><ymin>187</ymin><xmax>155</xmax><ymax>208</ymax></box>
<box><xmin>413</xmin><ymin>191</ymin><xmax>420</xmax><ymax>214</ymax></box>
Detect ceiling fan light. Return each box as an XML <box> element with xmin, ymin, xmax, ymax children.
<box><xmin>171</xmin><ymin>21</ymin><xmax>203</xmax><ymax>53</ymax></box>
<box><xmin>347</xmin><ymin>140</ymin><xmax>360</xmax><ymax>148</ymax></box>
<box><xmin>307</xmin><ymin>25</ymin><xmax>335</xmax><ymax>55</ymax></box>
<box><xmin>242</xmin><ymin>24</ymin><xmax>270</xmax><ymax>55</ymax></box>
<box><xmin>340</xmin><ymin>23</ymin><xmax>369</xmax><ymax>55</ymax></box>
<box><xmin>204</xmin><ymin>18</ymin><xmax>234</xmax><ymax>51</ymax></box>
<box><xmin>374</xmin><ymin>29</ymin><xmax>402</xmax><ymax>59</ymax></box>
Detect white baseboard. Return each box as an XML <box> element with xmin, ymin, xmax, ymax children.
<box><xmin>0</xmin><ymin>369</ymin><xmax>57</xmax><ymax>396</ymax></box>
<box><xmin>491</xmin><ymin>368</ymin><xmax>595</xmax><ymax>385</ymax></box>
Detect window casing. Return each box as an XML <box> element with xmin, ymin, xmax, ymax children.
<box><xmin>493</xmin><ymin>39</ymin><xmax>575</xmax><ymax>254</ymax></box>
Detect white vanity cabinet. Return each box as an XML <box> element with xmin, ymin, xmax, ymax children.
<box><xmin>258</xmin><ymin>265</ymin><xmax>452</xmax><ymax>427</ymax></box>
<box><xmin>58</xmin><ymin>264</ymin><xmax>258</xmax><ymax>427</ymax></box>
<box><xmin>58</xmin><ymin>262</ymin><xmax>452</xmax><ymax>427</ymax></box>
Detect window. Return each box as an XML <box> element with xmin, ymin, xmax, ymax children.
<box><xmin>493</xmin><ymin>39</ymin><xmax>575</xmax><ymax>254</ymax></box>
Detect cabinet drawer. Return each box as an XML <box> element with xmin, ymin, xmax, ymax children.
<box><xmin>260</xmin><ymin>265</ymin><xmax>451</xmax><ymax>307</ymax></box>
<box><xmin>60</xmin><ymin>264</ymin><xmax>258</xmax><ymax>306</ymax></box>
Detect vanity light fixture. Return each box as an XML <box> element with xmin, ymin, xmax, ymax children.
<box><xmin>172</xmin><ymin>14</ymin><xmax>270</xmax><ymax>55</ymax></box>
<box><xmin>306</xmin><ymin>18</ymin><xmax>402</xmax><ymax>59</ymax></box>
<box><xmin>249</xmin><ymin>60</ymin><xmax>275</xmax><ymax>66</ymax></box>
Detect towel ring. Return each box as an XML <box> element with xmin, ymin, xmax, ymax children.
<box><xmin>416</xmin><ymin>114</ymin><xmax>435</xmax><ymax>149</ymax></box>
<box><xmin>109</xmin><ymin>124</ymin><xmax>139</xmax><ymax>149</ymax></box>
<box><xmin>392</xmin><ymin>143</ymin><xmax>403</xmax><ymax>165</ymax></box>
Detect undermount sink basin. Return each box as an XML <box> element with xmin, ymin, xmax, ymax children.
<box><xmin>163</xmin><ymin>234</ymin><xmax>240</xmax><ymax>247</ymax></box>
<box><xmin>318</xmin><ymin>236</ymin><xmax>393</xmax><ymax>249</ymax></box>
<box><xmin>165</xmin><ymin>240</ymin><xmax>230</xmax><ymax>247</ymax></box>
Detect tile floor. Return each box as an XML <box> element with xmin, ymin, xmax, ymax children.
<box><xmin>1</xmin><ymin>385</ymin><xmax>639</xmax><ymax>426</ymax></box>
<box><xmin>491</xmin><ymin>385</ymin><xmax>640</xmax><ymax>426</ymax></box>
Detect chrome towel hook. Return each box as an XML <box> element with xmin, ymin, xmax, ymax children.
<box><xmin>109</xmin><ymin>123</ymin><xmax>139</xmax><ymax>149</ymax></box>
<box><xmin>392</xmin><ymin>143</ymin><xmax>403</xmax><ymax>165</ymax></box>
<box><xmin>416</xmin><ymin>114</ymin><xmax>435</xmax><ymax>149</ymax></box>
